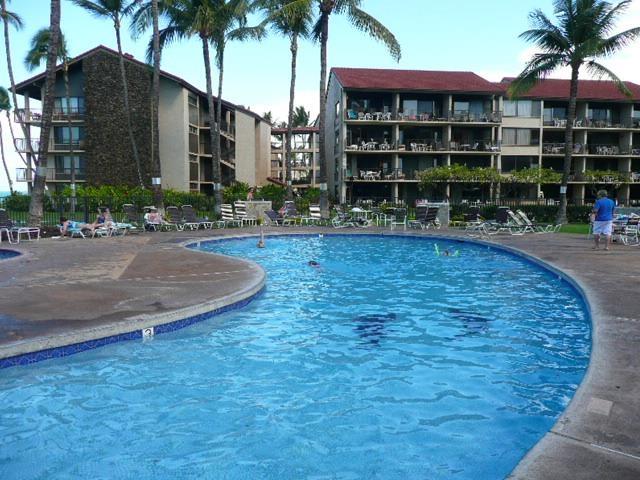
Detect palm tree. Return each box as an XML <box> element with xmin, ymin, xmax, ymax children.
<box><xmin>0</xmin><ymin>87</ymin><xmax>14</xmax><ymax>194</ymax></box>
<box><xmin>509</xmin><ymin>0</ymin><xmax>640</xmax><ymax>224</ymax></box>
<box><xmin>28</xmin><ymin>0</ymin><xmax>61</xmax><ymax>226</ymax></box>
<box><xmin>262</xmin><ymin>0</ymin><xmax>313</xmax><ymax>200</ymax></box>
<box><xmin>314</xmin><ymin>0</ymin><xmax>401</xmax><ymax>216</ymax></box>
<box><xmin>130</xmin><ymin>0</ymin><xmax>165</xmax><ymax>209</ymax></box>
<box><xmin>24</xmin><ymin>28</ymin><xmax>79</xmax><ymax>210</ymax></box>
<box><xmin>1</xmin><ymin>0</ymin><xmax>31</xmax><ymax>181</ymax></box>
<box><xmin>72</xmin><ymin>0</ymin><xmax>144</xmax><ymax>187</ymax></box>
<box><xmin>292</xmin><ymin>105</ymin><xmax>310</xmax><ymax>127</ymax></box>
<box><xmin>152</xmin><ymin>0</ymin><xmax>264</xmax><ymax>214</ymax></box>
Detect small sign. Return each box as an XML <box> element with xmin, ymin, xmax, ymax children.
<box><xmin>142</xmin><ymin>327</ymin><xmax>155</xmax><ymax>340</ymax></box>
<box><xmin>560</xmin><ymin>186</ymin><xmax>567</xmax><ymax>194</ymax></box>
<box><xmin>152</xmin><ymin>177</ymin><xmax>161</xmax><ymax>185</ymax></box>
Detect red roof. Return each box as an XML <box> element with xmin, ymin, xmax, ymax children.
<box><xmin>499</xmin><ymin>77</ymin><xmax>640</xmax><ymax>102</ymax></box>
<box><xmin>331</xmin><ymin>67</ymin><xmax>502</xmax><ymax>94</ymax></box>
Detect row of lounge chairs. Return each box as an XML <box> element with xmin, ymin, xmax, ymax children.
<box><xmin>464</xmin><ymin>207</ymin><xmax>561</xmax><ymax>236</ymax></box>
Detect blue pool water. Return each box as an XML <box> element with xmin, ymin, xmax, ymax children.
<box><xmin>0</xmin><ymin>249</ymin><xmax>19</xmax><ymax>260</ymax></box>
<box><xmin>0</xmin><ymin>235</ymin><xmax>590</xmax><ymax>479</ymax></box>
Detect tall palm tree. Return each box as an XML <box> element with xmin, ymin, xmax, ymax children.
<box><xmin>0</xmin><ymin>87</ymin><xmax>14</xmax><ymax>194</ymax></box>
<box><xmin>509</xmin><ymin>0</ymin><xmax>640</xmax><ymax>224</ymax></box>
<box><xmin>314</xmin><ymin>0</ymin><xmax>401</xmax><ymax>216</ymax></box>
<box><xmin>72</xmin><ymin>0</ymin><xmax>144</xmax><ymax>187</ymax></box>
<box><xmin>24</xmin><ymin>28</ymin><xmax>79</xmax><ymax>210</ymax></box>
<box><xmin>151</xmin><ymin>0</ymin><xmax>264</xmax><ymax>213</ymax></box>
<box><xmin>28</xmin><ymin>0</ymin><xmax>61</xmax><ymax>226</ymax></box>
<box><xmin>262</xmin><ymin>0</ymin><xmax>313</xmax><ymax>200</ymax></box>
<box><xmin>1</xmin><ymin>0</ymin><xmax>31</xmax><ymax>182</ymax></box>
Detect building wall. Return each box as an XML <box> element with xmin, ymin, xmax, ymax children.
<box><xmin>83</xmin><ymin>50</ymin><xmax>152</xmax><ymax>186</ymax></box>
<box><xmin>324</xmin><ymin>73</ymin><xmax>344</xmax><ymax>201</ymax></box>
<box><xmin>158</xmin><ymin>79</ymin><xmax>189</xmax><ymax>191</ymax></box>
<box><xmin>254</xmin><ymin>119</ymin><xmax>271</xmax><ymax>185</ymax></box>
<box><xmin>234</xmin><ymin>110</ymin><xmax>257</xmax><ymax>185</ymax></box>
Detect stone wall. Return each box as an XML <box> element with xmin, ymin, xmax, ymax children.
<box><xmin>83</xmin><ymin>50</ymin><xmax>152</xmax><ymax>186</ymax></box>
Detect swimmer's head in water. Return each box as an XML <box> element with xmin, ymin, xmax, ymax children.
<box><xmin>308</xmin><ymin>260</ymin><xmax>319</xmax><ymax>267</ymax></box>
<box><xmin>257</xmin><ymin>240</ymin><xmax>265</xmax><ymax>248</ymax></box>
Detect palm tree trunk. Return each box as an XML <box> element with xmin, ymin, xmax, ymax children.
<box><xmin>202</xmin><ymin>38</ymin><xmax>221</xmax><ymax>215</ymax></box>
<box><xmin>114</xmin><ymin>16</ymin><xmax>143</xmax><ymax>187</ymax></box>
<box><xmin>64</xmin><ymin>60</ymin><xmax>76</xmax><ymax>212</ymax></box>
<box><xmin>558</xmin><ymin>64</ymin><xmax>580</xmax><ymax>224</ymax></box>
<box><xmin>150</xmin><ymin>0</ymin><xmax>163</xmax><ymax>209</ymax></box>
<box><xmin>317</xmin><ymin>9</ymin><xmax>330</xmax><ymax>218</ymax></box>
<box><xmin>28</xmin><ymin>0</ymin><xmax>60</xmax><ymax>226</ymax></box>
<box><xmin>214</xmin><ymin>48</ymin><xmax>224</xmax><ymax>214</ymax></box>
<box><xmin>2</xmin><ymin>0</ymin><xmax>33</xmax><ymax>188</ymax></box>
<box><xmin>0</xmin><ymin>122</ymin><xmax>14</xmax><ymax>194</ymax></box>
<box><xmin>285</xmin><ymin>33</ymin><xmax>298</xmax><ymax>201</ymax></box>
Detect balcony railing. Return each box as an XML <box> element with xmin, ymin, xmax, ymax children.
<box><xmin>345</xmin><ymin>110</ymin><xmax>502</xmax><ymax>123</ymax></box>
<box><xmin>345</xmin><ymin>140</ymin><xmax>500</xmax><ymax>153</ymax></box>
<box><xmin>52</xmin><ymin>140</ymin><xmax>85</xmax><ymax>151</ymax></box>
<box><xmin>202</xmin><ymin>120</ymin><xmax>236</xmax><ymax>138</ymax></box>
<box><xmin>349</xmin><ymin>168</ymin><xmax>415</xmax><ymax>181</ymax></box>
<box><xmin>14</xmin><ymin>108</ymin><xmax>86</xmax><ymax>123</ymax></box>
<box><xmin>544</xmin><ymin>117</ymin><xmax>635</xmax><ymax>128</ymax></box>
<box><xmin>15</xmin><ymin>167</ymin><xmax>86</xmax><ymax>182</ymax></box>
<box><xmin>14</xmin><ymin>138</ymin><xmax>40</xmax><ymax>153</ymax></box>
<box><xmin>542</xmin><ymin>143</ymin><xmax>587</xmax><ymax>154</ymax></box>
<box><xmin>586</xmin><ymin>144</ymin><xmax>628</xmax><ymax>155</ymax></box>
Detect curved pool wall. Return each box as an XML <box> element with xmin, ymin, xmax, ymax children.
<box><xmin>0</xmin><ymin>255</ymin><xmax>265</xmax><ymax>369</ymax></box>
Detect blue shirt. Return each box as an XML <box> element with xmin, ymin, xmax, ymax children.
<box><xmin>593</xmin><ymin>198</ymin><xmax>615</xmax><ymax>221</ymax></box>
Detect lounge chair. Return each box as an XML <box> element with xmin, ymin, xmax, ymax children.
<box><xmin>264</xmin><ymin>209</ymin><xmax>286</xmax><ymax>226</ymax></box>
<box><xmin>234</xmin><ymin>201</ymin><xmax>257</xmax><ymax>226</ymax></box>
<box><xmin>0</xmin><ymin>208</ymin><xmax>40</xmax><ymax>243</ymax></box>
<box><xmin>221</xmin><ymin>204</ymin><xmax>242</xmax><ymax>227</ymax></box>
<box><xmin>122</xmin><ymin>204</ymin><xmax>144</xmax><ymax>233</ymax></box>
<box><xmin>164</xmin><ymin>206</ymin><xmax>185</xmax><ymax>231</ymax></box>
<box><xmin>390</xmin><ymin>208</ymin><xmax>407</xmax><ymax>230</ymax></box>
<box><xmin>181</xmin><ymin>204</ymin><xmax>213</xmax><ymax>230</ymax></box>
<box><xmin>515</xmin><ymin>210</ymin><xmax>557</xmax><ymax>233</ymax></box>
<box><xmin>301</xmin><ymin>204</ymin><xmax>323</xmax><ymax>225</ymax></box>
<box><xmin>409</xmin><ymin>206</ymin><xmax>440</xmax><ymax>229</ymax></box>
<box><xmin>281</xmin><ymin>201</ymin><xmax>301</xmax><ymax>226</ymax></box>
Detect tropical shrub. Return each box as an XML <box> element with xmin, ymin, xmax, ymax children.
<box><xmin>257</xmin><ymin>184</ymin><xmax>287</xmax><ymax>210</ymax></box>
<box><xmin>223</xmin><ymin>181</ymin><xmax>250</xmax><ymax>204</ymax></box>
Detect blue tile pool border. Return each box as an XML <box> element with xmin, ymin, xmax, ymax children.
<box><xmin>0</xmin><ymin>287</ymin><xmax>264</xmax><ymax>369</ymax></box>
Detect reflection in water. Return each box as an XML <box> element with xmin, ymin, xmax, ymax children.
<box><xmin>449</xmin><ymin>307</ymin><xmax>492</xmax><ymax>336</ymax></box>
<box><xmin>354</xmin><ymin>313</ymin><xmax>396</xmax><ymax>346</ymax></box>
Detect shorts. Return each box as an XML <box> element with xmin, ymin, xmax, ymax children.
<box><xmin>593</xmin><ymin>220</ymin><xmax>613</xmax><ymax>236</ymax></box>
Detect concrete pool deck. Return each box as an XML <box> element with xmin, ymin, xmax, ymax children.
<box><xmin>0</xmin><ymin>227</ymin><xmax>638</xmax><ymax>479</ymax></box>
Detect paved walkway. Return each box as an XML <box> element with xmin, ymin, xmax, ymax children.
<box><xmin>0</xmin><ymin>227</ymin><xmax>638</xmax><ymax>479</ymax></box>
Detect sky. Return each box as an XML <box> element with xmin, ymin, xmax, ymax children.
<box><xmin>2</xmin><ymin>0</ymin><xmax>640</xmax><ymax>191</ymax></box>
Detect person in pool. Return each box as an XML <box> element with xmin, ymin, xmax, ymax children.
<box><xmin>308</xmin><ymin>260</ymin><xmax>320</xmax><ymax>267</ymax></box>
<box><xmin>434</xmin><ymin>244</ymin><xmax>459</xmax><ymax>257</ymax></box>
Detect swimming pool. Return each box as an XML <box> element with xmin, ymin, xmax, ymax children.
<box><xmin>0</xmin><ymin>249</ymin><xmax>19</xmax><ymax>260</ymax></box>
<box><xmin>0</xmin><ymin>235</ymin><xmax>590</xmax><ymax>479</ymax></box>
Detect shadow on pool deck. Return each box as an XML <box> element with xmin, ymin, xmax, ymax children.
<box><xmin>1</xmin><ymin>227</ymin><xmax>639</xmax><ymax>479</ymax></box>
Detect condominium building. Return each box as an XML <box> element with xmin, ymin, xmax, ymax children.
<box><xmin>269</xmin><ymin>126</ymin><xmax>319</xmax><ymax>189</ymax></box>
<box><xmin>325</xmin><ymin>67</ymin><xmax>640</xmax><ymax>205</ymax></box>
<box><xmin>12</xmin><ymin>45</ymin><xmax>271</xmax><ymax>194</ymax></box>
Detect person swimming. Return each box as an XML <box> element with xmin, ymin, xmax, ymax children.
<box><xmin>308</xmin><ymin>260</ymin><xmax>320</xmax><ymax>267</ymax></box>
<box><xmin>434</xmin><ymin>244</ymin><xmax>459</xmax><ymax>257</ymax></box>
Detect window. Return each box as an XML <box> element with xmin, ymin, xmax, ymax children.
<box><xmin>188</xmin><ymin>94</ymin><xmax>198</xmax><ymax>107</ymax></box>
<box><xmin>189</xmin><ymin>125</ymin><xmax>198</xmax><ymax>135</ymax></box>
<box><xmin>54</xmin><ymin>155</ymin><xmax>85</xmax><ymax>179</ymax></box>
<box><xmin>54</xmin><ymin>97</ymin><xmax>85</xmax><ymax>114</ymax></box>
<box><xmin>335</xmin><ymin>101</ymin><xmax>340</xmax><ymax>122</ymax></box>
<box><xmin>501</xmin><ymin>156</ymin><xmax>536</xmax><ymax>172</ymax></box>
<box><xmin>543</xmin><ymin>106</ymin><xmax>567</xmax><ymax>123</ymax></box>
<box><xmin>53</xmin><ymin>126</ymin><xmax>85</xmax><ymax>147</ymax></box>
<box><xmin>503</xmin><ymin>128</ymin><xmax>539</xmax><ymax>145</ymax></box>
<box><xmin>503</xmin><ymin>100</ymin><xmax>541</xmax><ymax>117</ymax></box>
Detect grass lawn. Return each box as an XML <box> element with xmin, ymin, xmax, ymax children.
<box><xmin>559</xmin><ymin>223</ymin><xmax>590</xmax><ymax>235</ymax></box>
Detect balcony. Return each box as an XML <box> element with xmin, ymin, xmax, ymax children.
<box><xmin>542</xmin><ymin>143</ymin><xmax>587</xmax><ymax>154</ymax></box>
<box><xmin>345</xmin><ymin>140</ymin><xmax>500</xmax><ymax>153</ymax></box>
<box><xmin>15</xmin><ymin>167</ymin><xmax>86</xmax><ymax>182</ymax></box>
<box><xmin>586</xmin><ymin>145</ymin><xmax>629</xmax><ymax>155</ymax></box>
<box><xmin>14</xmin><ymin>138</ymin><xmax>40</xmax><ymax>153</ymax></box>
<box><xmin>202</xmin><ymin>120</ymin><xmax>236</xmax><ymax>139</ymax></box>
<box><xmin>544</xmin><ymin>117</ymin><xmax>634</xmax><ymax>128</ymax></box>
<box><xmin>344</xmin><ymin>110</ymin><xmax>502</xmax><ymax>123</ymax></box>
<box><xmin>51</xmin><ymin>139</ymin><xmax>85</xmax><ymax>151</ymax></box>
<box><xmin>348</xmin><ymin>168</ymin><xmax>415</xmax><ymax>181</ymax></box>
<box><xmin>14</xmin><ymin>108</ymin><xmax>85</xmax><ymax>124</ymax></box>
